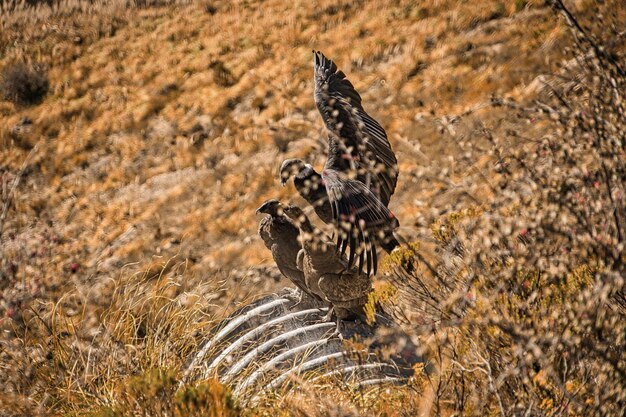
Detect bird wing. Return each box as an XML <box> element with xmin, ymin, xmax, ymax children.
<box><xmin>313</xmin><ymin>50</ymin><xmax>398</xmax><ymax>207</ymax></box>
<box><xmin>322</xmin><ymin>169</ymin><xmax>398</xmax><ymax>275</ymax></box>
<box><xmin>272</xmin><ymin>244</ymin><xmax>319</xmax><ymax>301</ymax></box>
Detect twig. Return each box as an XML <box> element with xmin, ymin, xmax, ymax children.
<box><xmin>550</xmin><ymin>0</ymin><xmax>625</xmax><ymax>77</ymax></box>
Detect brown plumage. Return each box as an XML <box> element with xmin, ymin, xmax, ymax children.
<box><xmin>282</xmin><ymin>204</ymin><xmax>372</xmax><ymax>321</ymax></box>
<box><xmin>257</xmin><ymin>199</ymin><xmax>322</xmax><ymax>303</ymax></box>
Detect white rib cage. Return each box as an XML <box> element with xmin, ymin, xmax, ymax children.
<box><xmin>181</xmin><ymin>288</ymin><xmax>421</xmax><ymax>404</ymax></box>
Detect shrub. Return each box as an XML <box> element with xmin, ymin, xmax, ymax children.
<box><xmin>384</xmin><ymin>1</ymin><xmax>626</xmax><ymax>415</ymax></box>
<box><xmin>0</xmin><ymin>62</ymin><xmax>49</xmax><ymax>106</ymax></box>
<box><xmin>88</xmin><ymin>370</ymin><xmax>239</xmax><ymax>417</ymax></box>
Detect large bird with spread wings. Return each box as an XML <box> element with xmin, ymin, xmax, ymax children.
<box><xmin>280</xmin><ymin>51</ymin><xmax>400</xmax><ymax>276</ymax></box>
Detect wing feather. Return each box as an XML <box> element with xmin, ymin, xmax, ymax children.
<box><xmin>322</xmin><ymin>169</ymin><xmax>398</xmax><ymax>274</ymax></box>
<box><xmin>313</xmin><ymin>51</ymin><xmax>398</xmax><ymax>206</ymax></box>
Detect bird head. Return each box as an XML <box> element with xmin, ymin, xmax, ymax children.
<box><xmin>256</xmin><ymin>199</ymin><xmax>283</xmax><ymax>216</ymax></box>
<box><xmin>278</xmin><ymin>159</ymin><xmax>306</xmax><ymax>186</ymax></box>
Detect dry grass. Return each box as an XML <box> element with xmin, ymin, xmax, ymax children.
<box><xmin>0</xmin><ymin>0</ymin><xmax>566</xmax><ymax>306</ymax></box>
<box><xmin>1</xmin><ymin>0</ymin><xmax>624</xmax><ymax>415</ymax></box>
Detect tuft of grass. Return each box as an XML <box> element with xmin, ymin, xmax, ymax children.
<box><xmin>431</xmin><ymin>207</ymin><xmax>483</xmax><ymax>244</ymax></box>
<box><xmin>89</xmin><ymin>369</ymin><xmax>239</xmax><ymax>417</ymax></box>
<box><xmin>175</xmin><ymin>378</ymin><xmax>239</xmax><ymax>417</ymax></box>
<box><xmin>86</xmin><ymin>371</ymin><xmax>239</xmax><ymax>416</ymax></box>
<box><xmin>364</xmin><ymin>281</ymin><xmax>399</xmax><ymax>324</ymax></box>
<box><xmin>379</xmin><ymin>242</ymin><xmax>421</xmax><ymax>274</ymax></box>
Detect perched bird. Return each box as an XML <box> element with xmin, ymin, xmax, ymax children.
<box><xmin>282</xmin><ymin>204</ymin><xmax>372</xmax><ymax>331</ymax></box>
<box><xmin>280</xmin><ymin>51</ymin><xmax>400</xmax><ymax>275</ymax></box>
<box><xmin>257</xmin><ymin>199</ymin><xmax>322</xmax><ymax>304</ymax></box>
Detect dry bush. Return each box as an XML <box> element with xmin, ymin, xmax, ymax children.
<box><xmin>382</xmin><ymin>1</ymin><xmax>625</xmax><ymax>415</ymax></box>
<box><xmin>0</xmin><ymin>62</ymin><xmax>48</xmax><ymax>105</ymax></box>
<box><xmin>91</xmin><ymin>370</ymin><xmax>239</xmax><ymax>417</ymax></box>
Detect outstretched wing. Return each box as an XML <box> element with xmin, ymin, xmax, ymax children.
<box><xmin>313</xmin><ymin>50</ymin><xmax>398</xmax><ymax>207</ymax></box>
<box><xmin>322</xmin><ymin>169</ymin><xmax>398</xmax><ymax>276</ymax></box>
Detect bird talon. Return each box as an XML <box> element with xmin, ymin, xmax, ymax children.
<box><xmin>330</xmin><ymin>328</ymin><xmax>344</xmax><ymax>340</ymax></box>
<box><xmin>321</xmin><ymin>306</ymin><xmax>335</xmax><ymax>322</ymax></box>
<box><xmin>331</xmin><ymin>319</ymin><xmax>344</xmax><ymax>340</ymax></box>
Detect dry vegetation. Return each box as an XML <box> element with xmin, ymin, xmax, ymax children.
<box><xmin>0</xmin><ymin>0</ymin><xmax>624</xmax><ymax>415</ymax></box>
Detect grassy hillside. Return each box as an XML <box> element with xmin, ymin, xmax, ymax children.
<box><xmin>1</xmin><ymin>0</ymin><xmax>566</xmax><ymax>306</ymax></box>
<box><xmin>1</xmin><ymin>0</ymin><xmax>624</xmax><ymax>415</ymax></box>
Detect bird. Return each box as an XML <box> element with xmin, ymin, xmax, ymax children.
<box><xmin>257</xmin><ymin>199</ymin><xmax>322</xmax><ymax>304</ymax></box>
<box><xmin>282</xmin><ymin>203</ymin><xmax>372</xmax><ymax>333</ymax></box>
<box><xmin>279</xmin><ymin>158</ymin><xmax>333</xmax><ymax>224</ymax></box>
<box><xmin>279</xmin><ymin>51</ymin><xmax>400</xmax><ymax>276</ymax></box>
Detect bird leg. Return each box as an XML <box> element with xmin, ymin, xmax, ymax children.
<box><xmin>333</xmin><ymin>318</ymin><xmax>345</xmax><ymax>340</ymax></box>
<box><xmin>321</xmin><ymin>305</ymin><xmax>335</xmax><ymax>322</ymax></box>
<box><xmin>321</xmin><ymin>306</ymin><xmax>345</xmax><ymax>339</ymax></box>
